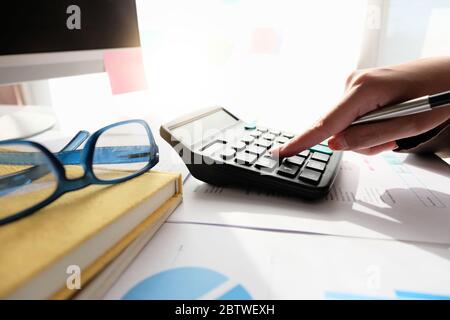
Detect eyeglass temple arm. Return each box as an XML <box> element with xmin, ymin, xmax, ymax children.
<box><xmin>58</xmin><ymin>145</ymin><xmax>155</xmax><ymax>165</ymax></box>
<box><xmin>0</xmin><ymin>145</ymin><xmax>154</xmax><ymax>166</ymax></box>
<box><xmin>0</xmin><ymin>131</ymin><xmax>90</xmax><ymax>191</ymax></box>
<box><xmin>0</xmin><ymin>164</ymin><xmax>53</xmax><ymax>193</ymax></box>
<box><xmin>0</xmin><ymin>145</ymin><xmax>156</xmax><ymax>192</ymax></box>
<box><xmin>60</xmin><ymin>131</ymin><xmax>90</xmax><ymax>151</ymax></box>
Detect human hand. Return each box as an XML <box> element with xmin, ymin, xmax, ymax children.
<box><xmin>273</xmin><ymin>57</ymin><xmax>450</xmax><ymax>157</ymax></box>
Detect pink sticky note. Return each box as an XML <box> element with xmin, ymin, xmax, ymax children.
<box><xmin>103</xmin><ymin>48</ymin><xmax>148</xmax><ymax>95</ymax></box>
<box><xmin>251</xmin><ymin>28</ymin><xmax>282</xmax><ymax>54</ymax></box>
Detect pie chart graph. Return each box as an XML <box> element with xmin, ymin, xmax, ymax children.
<box><xmin>122</xmin><ymin>267</ymin><xmax>252</xmax><ymax>300</ymax></box>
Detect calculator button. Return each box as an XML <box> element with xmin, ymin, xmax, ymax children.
<box><xmin>269</xmin><ymin>129</ymin><xmax>281</xmax><ymax>136</ymax></box>
<box><xmin>311</xmin><ymin>152</ymin><xmax>330</xmax><ymax>163</ymax></box>
<box><xmin>201</xmin><ymin>141</ymin><xmax>226</xmax><ymax>156</ymax></box>
<box><xmin>231</xmin><ymin>141</ymin><xmax>246</xmax><ymax>151</ymax></box>
<box><xmin>285</xmin><ymin>156</ymin><xmax>305</xmax><ymax>167</ymax></box>
<box><xmin>246</xmin><ymin>145</ymin><xmax>266</xmax><ymax>156</ymax></box>
<box><xmin>245</xmin><ymin>121</ymin><xmax>257</xmax><ymax>130</ymax></box>
<box><xmin>306</xmin><ymin>159</ymin><xmax>326</xmax><ymax>172</ymax></box>
<box><xmin>257</xmin><ymin>127</ymin><xmax>268</xmax><ymax>133</ymax></box>
<box><xmin>277</xmin><ymin>163</ymin><xmax>300</xmax><ymax>178</ymax></box>
<box><xmin>310</xmin><ymin>144</ymin><xmax>333</xmax><ymax>155</ymax></box>
<box><xmin>255</xmin><ymin>139</ymin><xmax>273</xmax><ymax>149</ymax></box>
<box><xmin>298</xmin><ymin>150</ymin><xmax>310</xmax><ymax>158</ymax></box>
<box><xmin>275</xmin><ymin>137</ymin><xmax>289</xmax><ymax>144</ymax></box>
<box><xmin>219</xmin><ymin>148</ymin><xmax>236</xmax><ymax>160</ymax></box>
<box><xmin>235</xmin><ymin>152</ymin><xmax>257</xmax><ymax>165</ymax></box>
<box><xmin>299</xmin><ymin>168</ymin><xmax>321</xmax><ymax>184</ymax></box>
<box><xmin>255</xmin><ymin>157</ymin><xmax>278</xmax><ymax>170</ymax></box>
<box><xmin>241</xmin><ymin>136</ymin><xmax>255</xmax><ymax>145</ymax></box>
<box><xmin>250</xmin><ymin>131</ymin><xmax>262</xmax><ymax>138</ymax></box>
<box><xmin>282</xmin><ymin>132</ymin><xmax>294</xmax><ymax>139</ymax></box>
<box><xmin>261</xmin><ymin>133</ymin><xmax>276</xmax><ymax>141</ymax></box>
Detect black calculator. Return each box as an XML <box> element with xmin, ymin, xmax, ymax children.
<box><xmin>160</xmin><ymin>107</ymin><xmax>342</xmax><ymax>198</ymax></box>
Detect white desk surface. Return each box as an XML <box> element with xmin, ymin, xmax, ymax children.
<box><xmin>5</xmin><ymin>105</ymin><xmax>449</xmax><ymax>299</ymax></box>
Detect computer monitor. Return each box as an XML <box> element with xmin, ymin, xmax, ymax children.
<box><xmin>0</xmin><ymin>0</ymin><xmax>141</xmax><ymax>140</ymax></box>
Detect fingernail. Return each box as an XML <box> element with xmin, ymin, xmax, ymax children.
<box><xmin>329</xmin><ymin>135</ymin><xmax>349</xmax><ymax>150</ymax></box>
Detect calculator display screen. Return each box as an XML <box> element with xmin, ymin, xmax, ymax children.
<box><xmin>171</xmin><ymin>109</ymin><xmax>238</xmax><ymax>144</ymax></box>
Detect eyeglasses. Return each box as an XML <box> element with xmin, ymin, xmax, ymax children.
<box><xmin>0</xmin><ymin>119</ymin><xmax>159</xmax><ymax>226</ymax></box>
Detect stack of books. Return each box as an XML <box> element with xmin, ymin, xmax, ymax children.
<box><xmin>0</xmin><ymin>168</ymin><xmax>182</xmax><ymax>299</ymax></box>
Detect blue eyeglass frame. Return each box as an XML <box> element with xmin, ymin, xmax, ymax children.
<box><xmin>0</xmin><ymin>119</ymin><xmax>159</xmax><ymax>226</ymax></box>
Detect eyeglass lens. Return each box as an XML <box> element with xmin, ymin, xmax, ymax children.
<box><xmin>0</xmin><ymin>144</ymin><xmax>58</xmax><ymax>221</ymax></box>
<box><xmin>92</xmin><ymin>122</ymin><xmax>153</xmax><ymax>182</ymax></box>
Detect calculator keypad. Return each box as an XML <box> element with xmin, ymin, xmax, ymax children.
<box><xmin>282</xmin><ymin>132</ymin><xmax>295</xmax><ymax>139</ymax></box>
<box><xmin>219</xmin><ymin>147</ymin><xmax>236</xmax><ymax>160</ymax></box>
<box><xmin>235</xmin><ymin>152</ymin><xmax>257</xmax><ymax>165</ymax></box>
<box><xmin>241</xmin><ymin>136</ymin><xmax>255</xmax><ymax>145</ymax></box>
<box><xmin>250</xmin><ymin>131</ymin><xmax>262</xmax><ymax>138</ymax></box>
<box><xmin>269</xmin><ymin>129</ymin><xmax>281</xmax><ymax>136</ymax></box>
<box><xmin>255</xmin><ymin>139</ymin><xmax>273</xmax><ymax>149</ymax></box>
<box><xmin>261</xmin><ymin>133</ymin><xmax>276</xmax><ymax>141</ymax></box>
<box><xmin>310</xmin><ymin>144</ymin><xmax>333</xmax><ymax>155</ymax></box>
<box><xmin>305</xmin><ymin>159</ymin><xmax>326</xmax><ymax>172</ymax></box>
<box><xmin>246</xmin><ymin>145</ymin><xmax>266</xmax><ymax>156</ymax></box>
<box><xmin>299</xmin><ymin>168</ymin><xmax>322</xmax><ymax>183</ymax></box>
<box><xmin>285</xmin><ymin>156</ymin><xmax>305</xmax><ymax>167</ymax></box>
<box><xmin>277</xmin><ymin>163</ymin><xmax>300</xmax><ymax>178</ymax></box>
<box><xmin>275</xmin><ymin>137</ymin><xmax>290</xmax><ymax>144</ymax></box>
<box><xmin>298</xmin><ymin>150</ymin><xmax>310</xmax><ymax>158</ymax></box>
<box><xmin>207</xmin><ymin>125</ymin><xmax>334</xmax><ymax>185</ymax></box>
<box><xmin>231</xmin><ymin>141</ymin><xmax>246</xmax><ymax>151</ymax></box>
<box><xmin>255</xmin><ymin>157</ymin><xmax>278</xmax><ymax>171</ymax></box>
<box><xmin>257</xmin><ymin>127</ymin><xmax>268</xmax><ymax>133</ymax></box>
<box><xmin>311</xmin><ymin>152</ymin><xmax>330</xmax><ymax>162</ymax></box>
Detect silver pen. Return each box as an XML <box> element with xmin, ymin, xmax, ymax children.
<box><xmin>351</xmin><ymin>90</ymin><xmax>450</xmax><ymax>125</ymax></box>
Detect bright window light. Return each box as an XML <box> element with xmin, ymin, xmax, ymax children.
<box><xmin>50</xmin><ymin>0</ymin><xmax>367</xmax><ymax>134</ymax></box>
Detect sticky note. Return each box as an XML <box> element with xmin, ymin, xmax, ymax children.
<box><xmin>251</xmin><ymin>28</ymin><xmax>282</xmax><ymax>54</ymax></box>
<box><xmin>103</xmin><ymin>48</ymin><xmax>148</xmax><ymax>95</ymax></box>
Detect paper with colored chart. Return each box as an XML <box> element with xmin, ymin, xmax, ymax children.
<box><xmin>168</xmin><ymin>152</ymin><xmax>450</xmax><ymax>245</ymax></box>
<box><xmin>104</xmin><ymin>223</ymin><xmax>450</xmax><ymax>299</ymax></box>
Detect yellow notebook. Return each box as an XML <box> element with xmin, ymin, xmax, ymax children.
<box><xmin>0</xmin><ymin>168</ymin><xmax>182</xmax><ymax>299</ymax></box>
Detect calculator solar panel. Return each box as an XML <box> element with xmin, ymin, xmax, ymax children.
<box><xmin>160</xmin><ymin>107</ymin><xmax>342</xmax><ymax>198</ymax></box>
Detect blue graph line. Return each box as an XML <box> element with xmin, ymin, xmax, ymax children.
<box><xmin>325</xmin><ymin>290</ymin><xmax>450</xmax><ymax>300</ymax></box>
<box><xmin>395</xmin><ymin>290</ymin><xmax>450</xmax><ymax>300</ymax></box>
